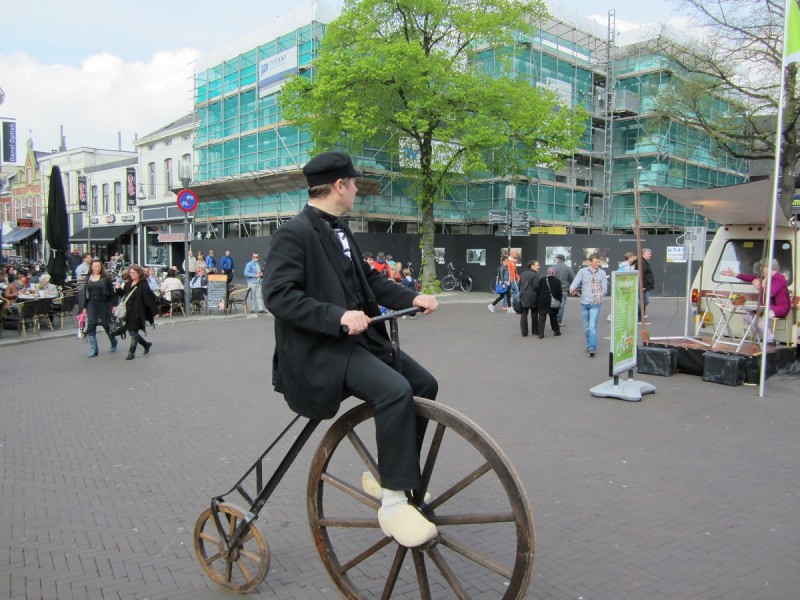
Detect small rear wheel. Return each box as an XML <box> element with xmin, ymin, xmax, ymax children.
<box><xmin>308</xmin><ymin>398</ymin><xmax>535</xmax><ymax>599</ymax></box>
<box><xmin>439</xmin><ymin>275</ymin><xmax>457</xmax><ymax>291</ymax></box>
<box><xmin>194</xmin><ymin>502</ymin><xmax>270</xmax><ymax>593</ymax></box>
<box><xmin>460</xmin><ymin>277</ymin><xmax>473</xmax><ymax>292</ymax></box>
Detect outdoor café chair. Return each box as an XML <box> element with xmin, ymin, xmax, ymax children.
<box><xmin>227</xmin><ymin>286</ymin><xmax>251</xmax><ymax>314</ymax></box>
<box><xmin>4</xmin><ymin>299</ymin><xmax>38</xmax><ymax>338</ymax></box>
<box><xmin>34</xmin><ymin>298</ymin><xmax>55</xmax><ymax>333</ymax></box>
<box><xmin>52</xmin><ymin>292</ymin><xmax>78</xmax><ymax>329</ymax></box>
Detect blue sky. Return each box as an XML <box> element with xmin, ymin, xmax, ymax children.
<box><xmin>0</xmin><ymin>0</ymin><xmax>679</xmax><ymax>154</ymax></box>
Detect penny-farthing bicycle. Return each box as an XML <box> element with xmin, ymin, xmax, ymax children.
<box><xmin>194</xmin><ymin>307</ymin><xmax>535</xmax><ymax>598</ymax></box>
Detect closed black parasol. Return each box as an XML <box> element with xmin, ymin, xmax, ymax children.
<box><xmin>46</xmin><ymin>165</ymin><xmax>70</xmax><ymax>285</ymax></box>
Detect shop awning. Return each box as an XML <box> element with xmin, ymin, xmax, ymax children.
<box><xmin>182</xmin><ymin>165</ymin><xmax>383</xmax><ymax>201</ymax></box>
<box><xmin>4</xmin><ymin>226</ymin><xmax>41</xmax><ymax>243</ymax></box>
<box><xmin>70</xmin><ymin>224</ymin><xmax>136</xmax><ymax>243</ymax></box>
<box><xmin>647</xmin><ymin>179</ymin><xmax>789</xmax><ymax>227</ymax></box>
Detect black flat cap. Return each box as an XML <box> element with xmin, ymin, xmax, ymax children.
<box><xmin>303</xmin><ymin>151</ymin><xmax>360</xmax><ymax>187</ymax></box>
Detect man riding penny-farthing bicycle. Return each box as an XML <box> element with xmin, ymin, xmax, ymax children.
<box><xmin>194</xmin><ymin>152</ymin><xmax>534</xmax><ymax>598</ymax></box>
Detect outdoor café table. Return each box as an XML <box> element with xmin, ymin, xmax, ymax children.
<box><xmin>711</xmin><ymin>299</ymin><xmax>761</xmax><ymax>352</ymax></box>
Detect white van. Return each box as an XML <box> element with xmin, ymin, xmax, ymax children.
<box><xmin>650</xmin><ymin>180</ymin><xmax>798</xmax><ymax>346</ymax></box>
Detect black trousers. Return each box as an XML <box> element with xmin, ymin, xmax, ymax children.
<box><xmin>537</xmin><ymin>310</ymin><xmax>560</xmax><ymax>336</ymax></box>
<box><xmin>519</xmin><ymin>306</ymin><xmax>537</xmax><ymax>336</ymax></box>
<box><xmin>343</xmin><ymin>344</ymin><xmax>438</xmax><ymax>491</ymax></box>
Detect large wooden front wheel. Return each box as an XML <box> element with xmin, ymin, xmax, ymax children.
<box><xmin>307</xmin><ymin>398</ymin><xmax>535</xmax><ymax>599</ymax></box>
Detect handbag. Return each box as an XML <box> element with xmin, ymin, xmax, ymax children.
<box><xmin>108</xmin><ymin>317</ymin><xmax>127</xmax><ymax>339</ymax></box>
<box><xmin>512</xmin><ymin>298</ymin><xmax>522</xmax><ymax>314</ymax></box>
<box><xmin>546</xmin><ymin>279</ymin><xmax>561</xmax><ymax>310</ymax></box>
<box><xmin>114</xmin><ymin>288</ymin><xmax>136</xmax><ymax>322</ymax></box>
<box><xmin>495</xmin><ymin>280</ymin><xmax>508</xmax><ymax>294</ymax></box>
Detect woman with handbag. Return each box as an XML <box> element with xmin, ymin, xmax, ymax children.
<box><xmin>536</xmin><ymin>267</ymin><xmax>563</xmax><ymax>338</ymax></box>
<box><xmin>116</xmin><ymin>264</ymin><xmax>157</xmax><ymax>360</ymax></box>
<box><xmin>488</xmin><ymin>255</ymin><xmax>511</xmax><ymax>313</ymax></box>
<box><xmin>81</xmin><ymin>259</ymin><xmax>118</xmax><ymax>357</ymax></box>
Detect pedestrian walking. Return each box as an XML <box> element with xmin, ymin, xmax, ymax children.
<box><xmin>634</xmin><ymin>248</ymin><xmax>654</xmax><ymax>323</ymax></box>
<box><xmin>118</xmin><ymin>265</ymin><xmax>157</xmax><ymax>360</ymax></box>
<box><xmin>80</xmin><ymin>259</ymin><xmax>118</xmax><ymax>357</ymax></box>
<box><xmin>221</xmin><ymin>250</ymin><xmax>235</xmax><ymax>283</ymax></box>
<box><xmin>569</xmin><ymin>253</ymin><xmax>608</xmax><ymax>357</ymax></box>
<box><xmin>552</xmin><ymin>254</ymin><xmax>573</xmax><ymax>326</ymax></box>
<box><xmin>488</xmin><ymin>256</ymin><xmax>511</xmax><ymax>313</ymax></box>
<box><xmin>518</xmin><ymin>260</ymin><xmax>541</xmax><ymax>337</ymax></box>
<box><xmin>536</xmin><ymin>267</ymin><xmax>562</xmax><ymax>338</ymax></box>
<box><xmin>205</xmin><ymin>249</ymin><xmax>218</xmax><ymax>273</ymax></box>
<box><xmin>244</xmin><ymin>252</ymin><xmax>267</xmax><ymax>313</ymax></box>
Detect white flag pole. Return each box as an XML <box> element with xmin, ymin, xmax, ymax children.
<box><xmin>759</xmin><ymin>0</ymin><xmax>794</xmax><ymax>397</ymax></box>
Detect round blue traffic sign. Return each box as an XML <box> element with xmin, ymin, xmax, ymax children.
<box><xmin>176</xmin><ymin>188</ymin><xmax>198</xmax><ymax>213</ymax></box>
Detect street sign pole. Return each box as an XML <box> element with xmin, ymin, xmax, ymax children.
<box><xmin>176</xmin><ymin>185</ymin><xmax>198</xmax><ymax>316</ymax></box>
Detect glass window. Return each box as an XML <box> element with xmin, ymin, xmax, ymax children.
<box><xmin>102</xmin><ymin>184</ymin><xmax>110</xmax><ymax>213</ymax></box>
<box><xmin>164</xmin><ymin>158</ymin><xmax>173</xmax><ymax>195</ymax></box>
<box><xmin>91</xmin><ymin>185</ymin><xmax>99</xmax><ymax>214</ymax></box>
<box><xmin>714</xmin><ymin>239</ymin><xmax>794</xmax><ymax>286</ymax></box>
<box><xmin>114</xmin><ymin>181</ymin><xmax>122</xmax><ymax>213</ymax></box>
<box><xmin>148</xmin><ymin>162</ymin><xmax>156</xmax><ymax>197</ymax></box>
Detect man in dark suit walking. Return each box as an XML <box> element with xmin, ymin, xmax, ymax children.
<box><xmin>263</xmin><ymin>151</ymin><xmax>440</xmax><ymax>548</ymax></box>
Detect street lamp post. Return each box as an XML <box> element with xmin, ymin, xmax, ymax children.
<box><xmin>504</xmin><ymin>184</ymin><xmax>516</xmax><ymax>257</ymax></box>
<box><xmin>178</xmin><ymin>160</ymin><xmax>192</xmax><ymax>317</ymax></box>
<box><xmin>137</xmin><ymin>186</ymin><xmax>146</xmax><ymax>265</ymax></box>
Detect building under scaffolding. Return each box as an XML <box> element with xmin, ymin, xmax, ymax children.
<box><xmin>188</xmin><ymin>2</ymin><xmax>748</xmax><ymax>238</ymax></box>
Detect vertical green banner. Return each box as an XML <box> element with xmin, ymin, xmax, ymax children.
<box><xmin>610</xmin><ymin>271</ymin><xmax>639</xmax><ymax>375</ymax></box>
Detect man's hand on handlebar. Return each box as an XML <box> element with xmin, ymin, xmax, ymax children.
<box><xmin>340</xmin><ymin>310</ymin><xmax>371</xmax><ymax>335</ymax></box>
<box><xmin>413</xmin><ymin>294</ymin><xmax>439</xmax><ymax>315</ymax></box>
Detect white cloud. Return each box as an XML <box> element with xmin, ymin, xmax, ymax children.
<box><xmin>0</xmin><ymin>48</ymin><xmax>200</xmax><ymax>155</ymax></box>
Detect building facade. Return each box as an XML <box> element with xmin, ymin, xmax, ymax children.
<box><xmin>180</xmin><ymin>3</ymin><xmax>748</xmax><ymax>240</ymax></box>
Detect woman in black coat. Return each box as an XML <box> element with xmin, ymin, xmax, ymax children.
<box><xmin>117</xmin><ymin>264</ymin><xmax>157</xmax><ymax>360</ymax></box>
<box><xmin>536</xmin><ymin>267</ymin><xmax>563</xmax><ymax>338</ymax></box>
<box><xmin>518</xmin><ymin>260</ymin><xmax>541</xmax><ymax>337</ymax></box>
<box><xmin>81</xmin><ymin>259</ymin><xmax>117</xmax><ymax>357</ymax></box>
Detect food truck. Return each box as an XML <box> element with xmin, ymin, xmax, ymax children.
<box><xmin>650</xmin><ymin>179</ymin><xmax>798</xmax><ymax>347</ymax></box>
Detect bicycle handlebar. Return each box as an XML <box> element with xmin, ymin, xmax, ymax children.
<box><xmin>340</xmin><ymin>307</ymin><xmax>422</xmax><ymax>334</ymax></box>
<box><xmin>370</xmin><ymin>306</ymin><xmax>422</xmax><ymax>323</ymax></box>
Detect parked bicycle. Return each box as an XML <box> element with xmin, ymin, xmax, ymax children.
<box><xmin>439</xmin><ymin>262</ymin><xmax>473</xmax><ymax>292</ymax></box>
<box><xmin>194</xmin><ymin>307</ymin><xmax>534</xmax><ymax>597</ymax></box>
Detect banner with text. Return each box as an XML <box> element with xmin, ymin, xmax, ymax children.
<box><xmin>610</xmin><ymin>271</ymin><xmax>639</xmax><ymax>375</ymax></box>
<box><xmin>258</xmin><ymin>47</ymin><xmax>298</xmax><ymax>98</ymax></box>
<box><xmin>2</xmin><ymin>121</ymin><xmax>16</xmax><ymax>163</ymax></box>
<box><xmin>126</xmin><ymin>167</ymin><xmax>137</xmax><ymax>207</ymax></box>
<box><xmin>78</xmin><ymin>176</ymin><xmax>88</xmax><ymax>211</ymax></box>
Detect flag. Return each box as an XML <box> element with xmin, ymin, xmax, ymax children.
<box><xmin>785</xmin><ymin>0</ymin><xmax>800</xmax><ymax>65</ymax></box>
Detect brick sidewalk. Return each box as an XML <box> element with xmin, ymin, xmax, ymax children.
<box><xmin>1</xmin><ymin>300</ymin><xmax>798</xmax><ymax>599</ymax></box>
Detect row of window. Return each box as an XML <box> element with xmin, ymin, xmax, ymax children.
<box><xmin>143</xmin><ymin>154</ymin><xmax>191</xmax><ymax>199</ymax></box>
<box><xmin>3</xmin><ymin>197</ymin><xmax>41</xmax><ymax>223</ymax></box>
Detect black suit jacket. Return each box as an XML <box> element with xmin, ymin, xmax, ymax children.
<box><xmin>263</xmin><ymin>204</ymin><xmax>419</xmax><ymax>419</ymax></box>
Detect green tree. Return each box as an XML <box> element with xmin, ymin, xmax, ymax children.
<box><xmin>281</xmin><ymin>0</ymin><xmax>587</xmax><ymax>290</ymax></box>
<box><xmin>657</xmin><ymin>0</ymin><xmax>797</xmax><ymax>220</ymax></box>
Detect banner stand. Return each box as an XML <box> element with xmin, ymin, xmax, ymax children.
<box><xmin>590</xmin><ymin>271</ymin><xmax>656</xmax><ymax>402</ymax></box>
